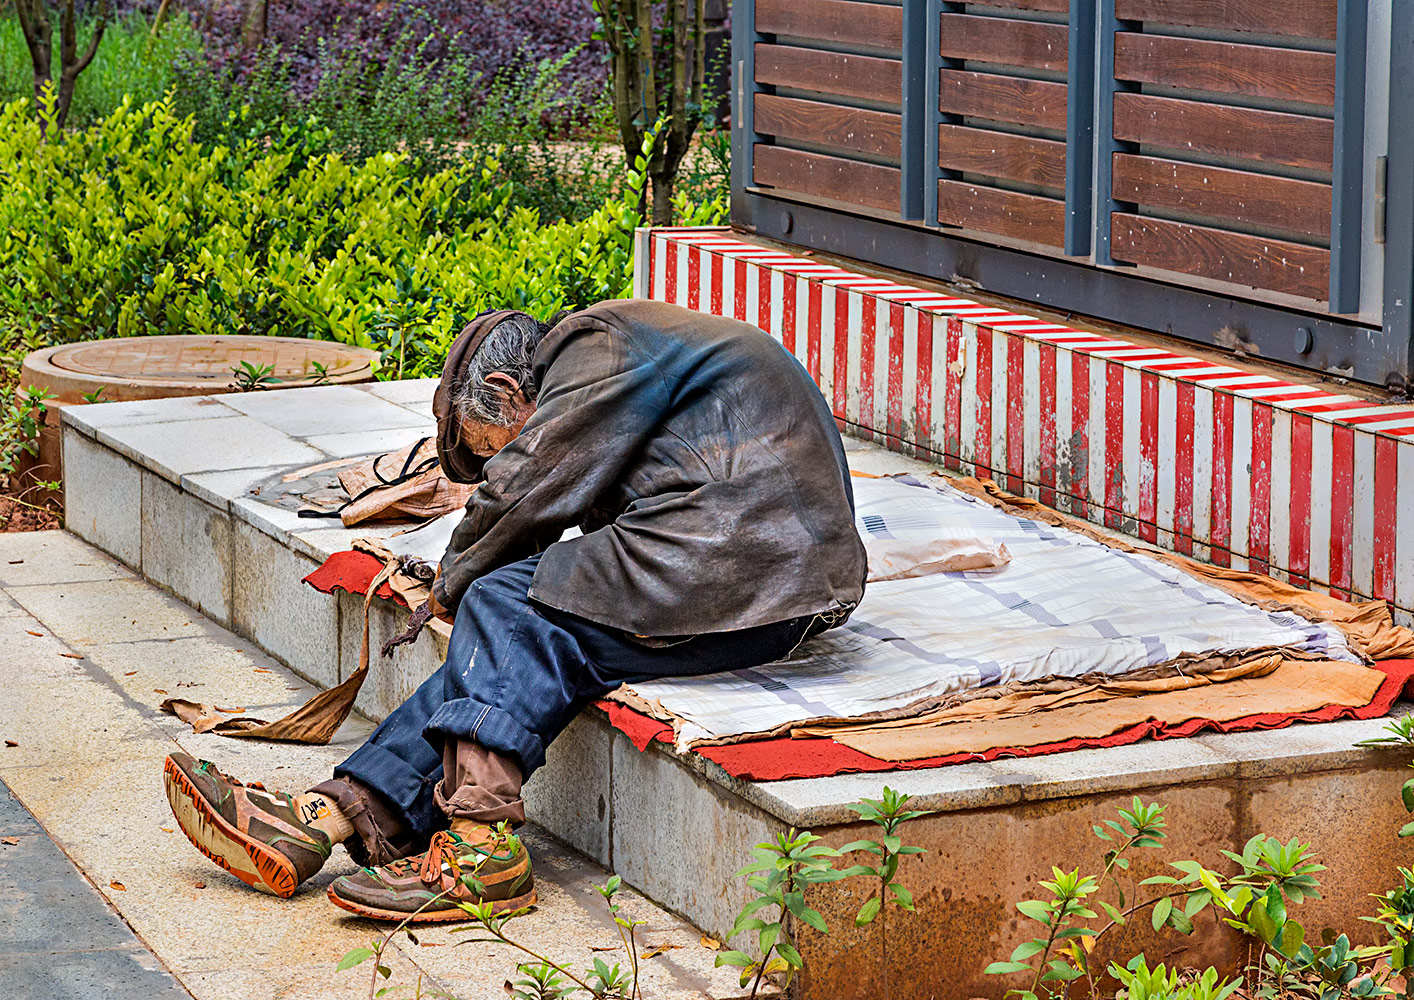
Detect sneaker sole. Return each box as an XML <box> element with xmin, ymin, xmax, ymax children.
<box><xmin>325</xmin><ymin>886</ymin><xmax>537</xmax><ymax>923</ymax></box>
<box><xmin>163</xmin><ymin>756</ymin><xmax>300</xmax><ymax>899</ymax></box>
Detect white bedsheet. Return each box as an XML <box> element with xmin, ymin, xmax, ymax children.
<box><xmin>618</xmin><ymin>475</ymin><xmax>1355</xmax><ymax>749</ymax></box>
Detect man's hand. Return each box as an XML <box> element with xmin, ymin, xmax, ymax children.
<box><xmin>428</xmin><ymin>570</ymin><xmax>456</xmax><ymax>624</ymax></box>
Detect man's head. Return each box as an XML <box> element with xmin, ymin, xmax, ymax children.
<box><xmin>434</xmin><ymin>310</ymin><xmax>559</xmax><ymax>482</ymax></box>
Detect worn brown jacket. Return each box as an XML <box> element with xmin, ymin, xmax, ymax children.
<box><xmin>432</xmin><ymin>299</ymin><xmax>866</xmax><ymax>636</ymax></box>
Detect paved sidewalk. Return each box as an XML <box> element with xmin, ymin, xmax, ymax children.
<box><xmin>0</xmin><ymin>777</ymin><xmax>191</xmax><ymax>998</ymax></box>
<box><xmin>0</xmin><ymin>530</ymin><xmax>748</xmax><ymax>1000</ymax></box>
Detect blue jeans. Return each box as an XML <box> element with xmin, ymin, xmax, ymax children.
<box><xmin>335</xmin><ymin>555</ymin><xmax>817</xmax><ymax>836</ymax></box>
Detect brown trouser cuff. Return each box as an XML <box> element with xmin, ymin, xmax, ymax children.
<box><xmin>308</xmin><ymin>776</ymin><xmax>423</xmax><ymax>868</ymax></box>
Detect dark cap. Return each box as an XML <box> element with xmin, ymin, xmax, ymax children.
<box><xmin>433</xmin><ymin>310</ymin><xmax>522</xmax><ymax>484</ymax></box>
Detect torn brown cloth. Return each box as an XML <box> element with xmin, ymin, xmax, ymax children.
<box><xmin>815</xmin><ymin>657</ymin><xmax>1384</xmax><ymax>761</ymax></box>
<box><xmin>161</xmin><ymin>564</ymin><xmax>396</xmax><ymax>744</ymax></box>
<box><xmin>433</xmin><ymin>299</ymin><xmax>868</xmax><ymax>638</ymax></box>
<box><xmin>335</xmin><ymin>438</ymin><xmax>474</xmax><ymax>527</ymax></box>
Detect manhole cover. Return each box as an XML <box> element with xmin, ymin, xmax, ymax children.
<box><xmin>22</xmin><ymin>335</ymin><xmax>381</xmax><ymax>403</ymax></box>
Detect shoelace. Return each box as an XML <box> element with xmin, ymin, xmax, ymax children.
<box><xmin>416</xmin><ymin>830</ymin><xmax>466</xmax><ymax>885</ymax></box>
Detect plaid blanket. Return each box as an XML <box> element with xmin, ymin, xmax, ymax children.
<box><xmin>619</xmin><ymin>475</ymin><xmax>1356</xmax><ymax>749</ymax></box>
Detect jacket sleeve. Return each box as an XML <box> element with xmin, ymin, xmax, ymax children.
<box><xmin>432</xmin><ymin>321</ymin><xmax>669</xmax><ymax>611</ymax></box>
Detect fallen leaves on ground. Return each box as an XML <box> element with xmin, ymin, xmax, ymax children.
<box><xmin>2</xmin><ymin>836</ymin><xmax>19</xmax><ymax>846</ymax></box>
<box><xmin>25</xmin><ymin>630</ymin><xmax>40</xmax><ymax>637</ymax></box>
<box><xmin>59</xmin><ymin>653</ymin><xmax>82</xmax><ymax>660</ymax></box>
<box><xmin>700</xmin><ymin>935</ymin><xmax>720</xmax><ymax>951</ymax></box>
<box><xmin>4</xmin><ymin>740</ymin><xmax>16</xmax><ymax>747</ymax></box>
<box><xmin>124</xmin><ymin>671</ymin><xmax>137</xmax><ymax>676</ymax></box>
<box><xmin>110</xmin><ymin>880</ymin><xmax>126</xmax><ymax>891</ymax></box>
<box><xmin>641</xmin><ymin>943</ymin><xmax>683</xmax><ymax>960</ymax></box>
<box><xmin>161</xmin><ymin>828</ymin><xmax>174</xmax><ymax>833</ymax></box>
<box><xmin>253</xmin><ymin>668</ymin><xmax>271</xmax><ymax>674</ymax></box>
<box><xmin>194</xmin><ymin>882</ymin><xmax>206</xmax><ymax>889</ymax></box>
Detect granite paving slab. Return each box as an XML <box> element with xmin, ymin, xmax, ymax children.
<box><xmin>0</xmin><ymin>778</ymin><xmax>192</xmax><ymax>999</ymax></box>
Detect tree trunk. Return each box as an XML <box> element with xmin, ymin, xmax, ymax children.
<box><xmin>150</xmin><ymin>0</ymin><xmax>173</xmax><ymax>37</ymax></box>
<box><xmin>650</xmin><ymin>174</ymin><xmax>675</xmax><ymax>225</ymax></box>
<box><xmin>13</xmin><ymin>0</ymin><xmax>54</xmax><ymax>105</ymax></box>
<box><xmin>240</xmin><ymin>0</ymin><xmax>267</xmax><ymax>53</ymax></box>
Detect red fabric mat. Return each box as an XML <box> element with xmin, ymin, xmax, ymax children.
<box><xmin>307</xmin><ymin>550</ymin><xmax>1414</xmax><ymax>783</ymax></box>
<box><xmin>303</xmin><ymin>549</ymin><xmax>406</xmax><ymax>607</ymax></box>
<box><xmin>597</xmin><ymin>659</ymin><xmax>1414</xmax><ymax>782</ymax></box>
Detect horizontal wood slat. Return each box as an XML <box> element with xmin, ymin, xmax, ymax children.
<box><xmin>1110</xmin><ymin>212</ymin><xmax>1330</xmax><ymax>299</ymax></box>
<box><xmin>1113</xmin><ymin>0</ymin><xmax>1335</xmax><ymax>39</ymax></box>
<box><xmin>755</xmin><ymin>94</ymin><xmax>902</xmax><ymax>158</ymax></box>
<box><xmin>978</xmin><ymin>0</ymin><xmax>1070</xmax><ymax>12</ymax></box>
<box><xmin>754</xmin><ymin>144</ymin><xmax>901</xmax><ymax>214</ymax></box>
<box><xmin>938</xmin><ymin>124</ymin><xmax>1067</xmax><ymax>188</ymax></box>
<box><xmin>1113</xmin><ymin>34</ymin><xmax>1335</xmax><ymax>106</ymax></box>
<box><xmin>756</xmin><ymin>44</ymin><xmax>901</xmax><ymax>103</ymax></box>
<box><xmin>939</xmin><ymin>70</ymin><xmax>1067</xmax><ymax>130</ymax></box>
<box><xmin>1112</xmin><ymin>93</ymin><xmax>1333</xmax><ymax>171</ymax></box>
<box><xmin>756</xmin><ymin>0</ymin><xmax>903</xmax><ymax>51</ymax></box>
<box><xmin>937</xmin><ymin>179</ymin><xmax>1065</xmax><ymax>246</ymax></box>
<box><xmin>1112</xmin><ymin>154</ymin><xmax>1331</xmax><ymax>238</ymax></box>
<box><xmin>937</xmin><ymin>13</ymin><xmax>1068</xmax><ymax>72</ymax></box>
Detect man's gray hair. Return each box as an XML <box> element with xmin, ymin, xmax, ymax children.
<box><xmin>451</xmin><ymin>312</ymin><xmax>548</xmax><ymax>426</ymax></box>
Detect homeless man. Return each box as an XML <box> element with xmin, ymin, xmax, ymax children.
<box><xmin>162</xmin><ymin>299</ymin><xmax>867</xmax><ymax>921</ymax></box>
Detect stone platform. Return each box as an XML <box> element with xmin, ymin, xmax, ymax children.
<box><xmin>61</xmin><ymin>381</ymin><xmax>1414</xmax><ymax>997</ymax></box>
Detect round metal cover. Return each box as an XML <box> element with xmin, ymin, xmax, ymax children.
<box><xmin>23</xmin><ymin>335</ymin><xmax>380</xmax><ymax>403</ymax></box>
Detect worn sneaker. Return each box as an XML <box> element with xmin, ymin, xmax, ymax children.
<box><xmin>326</xmin><ymin>827</ymin><xmax>534</xmax><ymax>922</ymax></box>
<box><xmin>163</xmin><ymin>753</ymin><xmax>331</xmax><ymax>898</ymax></box>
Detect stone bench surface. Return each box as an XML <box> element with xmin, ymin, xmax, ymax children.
<box><xmin>61</xmin><ymin>381</ymin><xmax>1414</xmax><ymax>998</ymax></box>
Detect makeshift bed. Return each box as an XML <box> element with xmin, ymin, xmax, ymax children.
<box><xmin>301</xmin><ymin>472</ymin><xmax>1414</xmax><ymax>782</ymax></box>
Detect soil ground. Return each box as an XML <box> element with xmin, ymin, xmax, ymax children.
<box><xmin>0</xmin><ymin>494</ymin><xmax>60</xmax><ymax>533</ymax></box>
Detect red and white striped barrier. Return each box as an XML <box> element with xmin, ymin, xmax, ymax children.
<box><xmin>635</xmin><ymin>227</ymin><xmax>1414</xmax><ymax>619</ymax></box>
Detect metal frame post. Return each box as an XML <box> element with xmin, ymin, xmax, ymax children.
<box><xmin>730</xmin><ymin>0</ymin><xmax>760</xmax><ymax>229</ymax></box>
<box><xmin>922</xmin><ymin>0</ymin><xmax>945</xmax><ymax>228</ymax></box>
<box><xmin>901</xmin><ymin>0</ymin><xmax>928</xmax><ymax>221</ymax></box>
<box><xmin>1382</xmin><ymin>0</ymin><xmax>1414</xmax><ymax>388</ymax></box>
<box><xmin>1064</xmin><ymin>0</ymin><xmax>1096</xmax><ymax>257</ymax></box>
<box><xmin>1092</xmin><ymin>0</ymin><xmax>1138</xmax><ymax>266</ymax></box>
<box><xmin>1329</xmin><ymin>0</ymin><xmax>1369</xmax><ymax>314</ymax></box>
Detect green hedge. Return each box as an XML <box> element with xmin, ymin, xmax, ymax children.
<box><xmin>0</xmin><ymin>95</ymin><xmax>722</xmax><ymax>381</ymax></box>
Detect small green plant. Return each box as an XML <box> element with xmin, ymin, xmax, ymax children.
<box><xmin>1109</xmin><ymin>955</ymin><xmax>1240</xmax><ymax>1000</ymax></box>
<box><xmin>715</xmin><ymin>828</ymin><xmax>841</xmax><ymax>996</ymax></box>
<box><xmin>835</xmin><ymin>788</ymin><xmax>933</xmax><ymax>999</ymax></box>
<box><xmin>229</xmin><ymin>361</ymin><xmax>278</xmax><ymax>392</ymax></box>
<box><xmin>1359</xmin><ymin>715</ymin><xmax>1414</xmax><ymax>837</ymax></box>
<box><xmin>304</xmin><ymin>362</ymin><xmax>332</xmax><ymax>387</ymax></box>
<box><xmin>0</xmin><ymin>385</ymin><xmax>54</xmax><ymax>480</ymax></box>
<box><xmin>79</xmin><ymin>385</ymin><xmax>108</xmax><ymax>403</ymax></box>
<box><xmin>595</xmin><ymin>875</ymin><xmax>644</xmax><ymax>998</ymax></box>
<box><xmin>507</xmin><ymin>961</ymin><xmax>577</xmax><ymax>1000</ymax></box>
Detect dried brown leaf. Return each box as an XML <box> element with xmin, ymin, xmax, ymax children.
<box><xmin>642</xmin><ymin>943</ymin><xmax>683</xmax><ymax>960</ymax></box>
<box><xmin>700</xmin><ymin>935</ymin><xmax>720</xmax><ymax>951</ymax></box>
<box><xmin>1</xmin><ymin>836</ymin><xmax>18</xmax><ymax>846</ymax></box>
<box><xmin>124</xmin><ymin>671</ymin><xmax>137</xmax><ymax>676</ymax></box>
<box><xmin>110</xmin><ymin>880</ymin><xmax>126</xmax><ymax>891</ymax></box>
<box><xmin>194</xmin><ymin>882</ymin><xmax>206</xmax><ymax>889</ymax></box>
<box><xmin>25</xmin><ymin>630</ymin><xmax>41</xmax><ymax>637</ymax></box>
<box><xmin>4</xmin><ymin>740</ymin><xmax>16</xmax><ymax>747</ymax></box>
<box><xmin>59</xmin><ymin>653</ymin><xmax>83</xmax><ymax>660</ymax></box>
<box><xmin>253</xmin><ymin>668</ymin><xmax>271</xmax><ymax>673</ymax></box>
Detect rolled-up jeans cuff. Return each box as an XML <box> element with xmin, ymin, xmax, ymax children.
<box><xmin>423</xmin><ymin>698</ymin><xmax>547</xmax><ymax>776</ymax></box>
